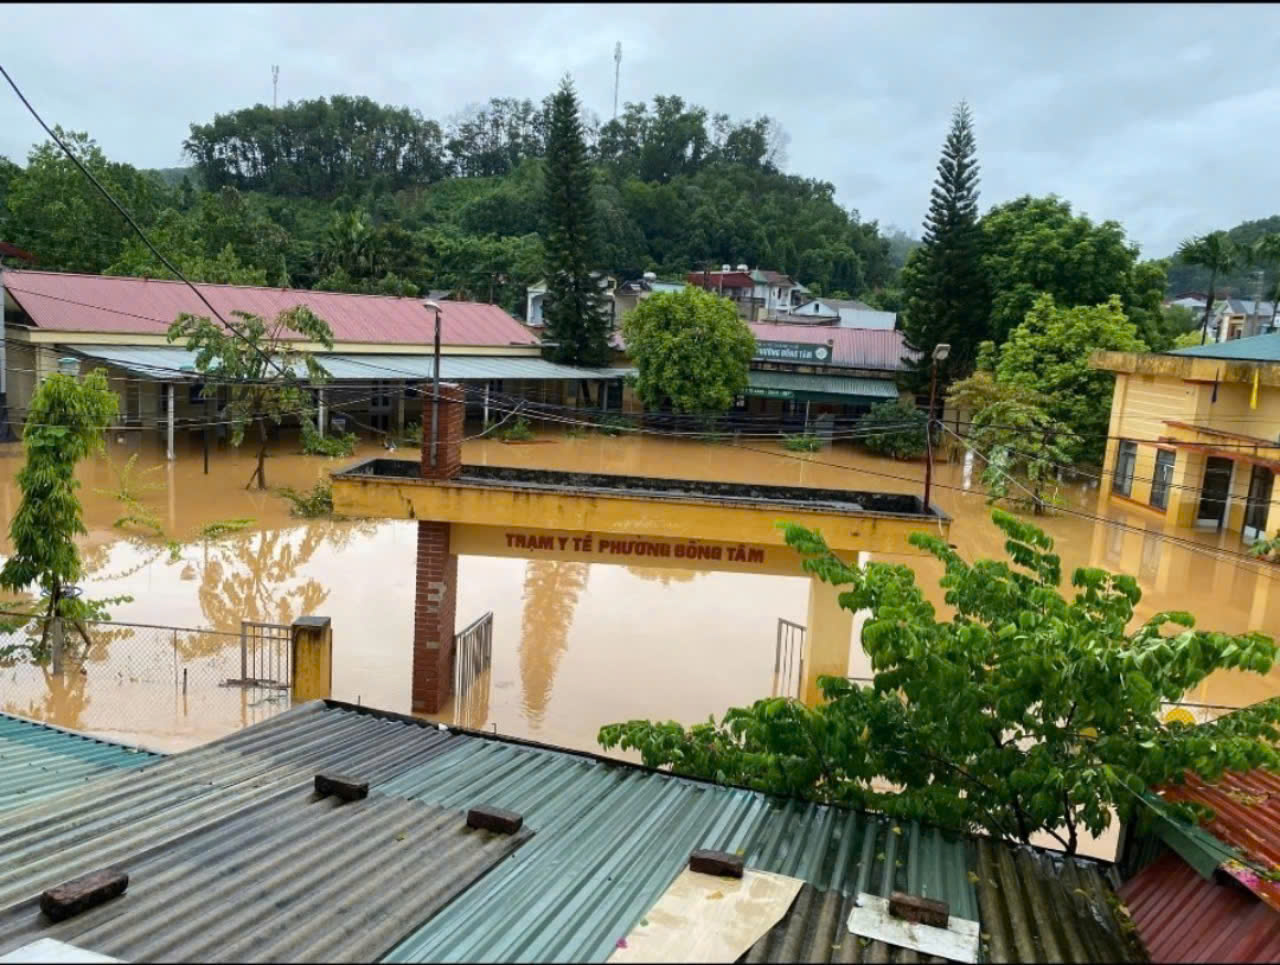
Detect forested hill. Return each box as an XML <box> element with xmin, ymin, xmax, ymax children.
<box><xmin>1164</xmin><ymin>214</ymin><xmax>1280</xmax><ymax>295</ymax></box>
<box><xmin>0</xmin><ymin>93</ymin><xmax>897</xmax><ymax>317</ymax></box>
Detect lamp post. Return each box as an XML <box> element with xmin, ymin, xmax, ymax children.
<box><xmin>922</xmin><ymin>342</ymin><xmax>950</xmax><ymax>513</ymax></box>
<box><xmin>424</xmin><ymin>300</ymin><xmax>443</xmax><ymax>469</ymax></box>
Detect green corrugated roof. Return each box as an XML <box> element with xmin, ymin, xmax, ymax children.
<box><xmin>747</xmin><ymin>369</ymin><xmax>900</xmax><ymax>401</ymax></box>
<box><xmin>1168</xmin><ymin>332</ymin><xmax>1280</xmax><ymax>361</ymax></box>
<box><xmin>0</xmin><ymin>711</ymin><xmax>157</xmax><ymax>813</ymax></box>
<box><xmin>379</xmin><ymin>739</ymin><xmax>977</xmax><ymax>963</ymax></box>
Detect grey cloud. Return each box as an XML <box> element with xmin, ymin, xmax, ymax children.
<box><xmin>4</xmin><ymin>3</ymin><xmax>1278</xmax><ymax>256</ymax></box>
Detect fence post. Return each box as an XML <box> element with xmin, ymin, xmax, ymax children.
<box><xmin>291</xmin><ymin>616</ymin><xmax>332</xmax><ymax>703</ymax></box>
<box><xmin>50</xmin><ymin>616</ymin><xmax>64</xmax><ymax>676</ymax></box>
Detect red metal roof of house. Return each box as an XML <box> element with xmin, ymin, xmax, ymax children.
<box><xmin>748</xmin><ymin>322</ymin><xmax>917</xmax><ymax>371</ymax></box>
<box><xmin>1120</xmin><ymin>851</ymin><xmax>1280</xmax><ymax>963</ymax></box>
<box><xmin>1161</xmin><ymin>768</ymin><xmax>1280</xmax><ymax>910</ymax></box>
<box><xmin>686</xmin><ymin>271</ymin><xmax>755</xmax><ymax>290</ymax></box>
<box><xmin>2</xmin><ymin>269</ymin><xmax>539</xmax><ymax>348</ymax></box>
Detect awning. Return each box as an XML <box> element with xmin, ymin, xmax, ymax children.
<box><xmin>745</xmin><ymin>370</ymin><xmax>899</xmax><ymax>404</ymax></box>
<box><xmin>63</xmin><ymin>346</ymin><xmax>624</xmax><ymax>384</ymax></box>
<box><xmin>313</xmin><ymin>354</ymin><xmax>626</xmax><ymax>382</ymax></box>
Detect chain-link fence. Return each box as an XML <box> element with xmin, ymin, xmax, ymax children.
<box><xmin>0</xmin><ymin>612</ymin><xmax>293</xmax><ymax>751</ymax></box>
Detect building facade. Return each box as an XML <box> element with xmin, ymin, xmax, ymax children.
<box><xmin>1092</xmin><ymin>334</ymin><xmax>1280</xmax><ymax>543</ymax></box>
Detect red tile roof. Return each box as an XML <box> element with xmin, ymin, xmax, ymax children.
<box><xmin>1120</xmin><ymin>851</ymin><xmax>1280</xmax><ymax>963</ymax></box>
<box><xmin>2</xmin><ymin>270</ymin><xmax>539</xmax><ymax>348</ymax></box>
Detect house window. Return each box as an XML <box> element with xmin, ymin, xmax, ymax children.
<box><xmin>1114</xmin><ymin>440</ymin><xmax>1138</xmax><ymax>497</ymax></box>
<box><xmin>1150</xmin><ymin>450</ymin><xmax>1175</xmax><ymax>510</ymax></box>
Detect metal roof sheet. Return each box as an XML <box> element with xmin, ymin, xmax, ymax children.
<box><xmin>1168</xmin><ymin>332</ymin><xmax>1280</xmax><ymax>361</ymax></box>
<box><xmin>1119</xmin><ymin>850</ymin><xmax>1280</xmax><ymax>963</ymax></box>
<box><xmin>0</xmin><ymin>788</ymin><xmax>531</xmax><ymax>964</ymax></box>
<box><xmin>747</xmin><ymin>324</ymin><xmax>918</xmax><ymax>371</ymax></box>
<box><xmin>64</xmin><ymin>344</ymin><xmax>310</xmax><ymax>381</ymax></box>
<box><xmin>4</xmin><ymin>269</ymin><xmax>538</xmax><ymax>347</ymax></box>
<box><xmin>0</xmin><ymin>712</ymin><xmax>156</xmax><ymax>815</ymax></box>
<box><xmin>316</xmin><ymin>354</ymin><xmax>625</xmax><ymax>382</ymax></box>
<box><xmin>0</xmin><ymin>703</ymin><xmax>463</xmax><ymax>911</ymax></box>
<box><xmin>747</xmin><ymin>370</ymin><xmax>900</xmax><ymax>400</ymax></box>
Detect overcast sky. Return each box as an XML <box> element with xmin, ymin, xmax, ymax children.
<box><xmin>4</xmin><ymin>4</ymin><xmax>1278</xmax><ymax>256</ymax></box>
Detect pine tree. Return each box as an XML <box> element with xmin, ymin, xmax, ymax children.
<box><xmin>901</xmin><ymin>101</ymin><xmax>991</xmax><ymax>384</ymax></box>
<box><xmin>541</xmin><ymin>76</ymin><xmax>611</xmax><ymax>369</ymax></box>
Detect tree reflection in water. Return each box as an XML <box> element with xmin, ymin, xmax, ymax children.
<box><xmin>518</xmin><ymin>560</ymin><xmax>589</xmax><ymax>728</ymax></box>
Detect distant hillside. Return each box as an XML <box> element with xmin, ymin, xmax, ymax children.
<box><xmin>1165</xmin><ymin>215</ymin><xmax>1280</xmax><ymax>295</ymax></box>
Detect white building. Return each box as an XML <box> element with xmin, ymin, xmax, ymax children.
<box><xmin>788</xmin><ymin>297</ymin><xmax>896</xmax><ymax>330</ymax></box>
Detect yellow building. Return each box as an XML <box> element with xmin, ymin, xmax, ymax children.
<box><xmin>1091</xmin><ymin>333</ymin><xmax>1280</xmax><ymax>542</ymax></box>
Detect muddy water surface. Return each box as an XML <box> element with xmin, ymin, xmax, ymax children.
<box><xmin>1</xmin><ymin>429</ymin><xmax>1276</xmax><ymax>835</ymax></box>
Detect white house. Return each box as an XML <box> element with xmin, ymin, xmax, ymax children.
<box><xmin>525</xmin><ymin>274</ymin><xmax>617</xmax><ymax>327</ymax></box>
<box><xmin>789</xmin><ymin>297</ymin><xmax>896</xmax><ymax>330</ymax></box>
<box><xmin>685</xmin><ymin>265</ymin><xmax>808</xmax><ymax>321</ymax></box>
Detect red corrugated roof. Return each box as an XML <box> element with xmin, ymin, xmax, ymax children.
<box><xmin>748</xmin><ymin>323</ymin><xmax>917</xmax><ymax>371</ymax></box>
<box><xmin>686</xmin><ymin>271</ymin><xmax>755</xmax><ymax>290</ymax></box>
<box><xmin>1120</xmin><ymin>851</ymin><xmax>1280</xmax><ymax>963</ymax></box>
<box><xmin>1161</xmin><ymin>768</ymin><xmax>1280</xmax><ymax>910</ymax></box>
<box><xmin>2</xmin><ymin>269</ymin><xmax>539</xmax><ymax>347</ymax></box>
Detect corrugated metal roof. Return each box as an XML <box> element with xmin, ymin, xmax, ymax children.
<box><xmin>4</xmin><ymin>269</ymin><xmax>539</xmax><ymax>347</ymax></box>
<box><xmin>1158</xmin><ymin>768</ymin><xmax>1280</xmax><ymax>910</ymax></box>
<box><xmin>1168</xmin><ymin>332</ymin><xmax>1280</xmax><ymax>361</ymax></box>
<box><xmin>0</xmin><ymin>788</ymin><xmax>531</xmax><ymax>964</ymax></box>
<box><xmin>317</xmin><ymin>354</ymin><xmax>625</xmax><ymax>382</ymax></box>
<box><xmin>65</xmin><ymin>344</ymin><xmax>311</xmax><ymax>380</ymax></box>
<box><xmin>747</xmin><ymin>370</ymin><xmax>899</xmax><ymax>400</ymax></box>
<box><xmin>747</xmin><ymin>325</ymin><xmax>917</xmax><ymax>371</ymax></box>
<box><xmin>0</xmin><ymin>703</ymin><xmax>463</xmax><ymax>911</ymax></box>
<box><xmin>0</xmin><ymin>712</ymin><xmax>155</xmax><ymax>814</ymax></box>
<box><xmin>1119</xmin><ymin>851</ymin><xmax>1280</xmax><ymax>963</ymax></box>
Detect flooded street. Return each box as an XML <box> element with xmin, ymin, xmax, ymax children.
<box><xmin>2</xmin><ymin>427</ymin><xmax>1276</xmax><ymax>781</ymax></box>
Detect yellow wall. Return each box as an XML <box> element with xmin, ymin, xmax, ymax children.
<box><xmin>1099</xmin><ymin>366</ymin><xmax>1280</xmax><ymax>537</ymax></box>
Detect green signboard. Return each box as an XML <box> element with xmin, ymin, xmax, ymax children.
<box><xmin>745</xmin><ymin>386</ymin><xmax>794</xmax><ymax>400</ymax></box>
<box><xmin>754</xmin><ymin>340</ymin><xmax>832</xmax><ymax>364</ymax></box>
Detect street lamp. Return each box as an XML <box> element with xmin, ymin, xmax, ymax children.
<box><xmin>424</xmin><ymin>300</ymin><xmax>443</xmax><ymax>469</ymax></box>
<box><xmin>922</xmin><ymin>342</ymin><xmax>951</xmax><ymax>513</ymax></box>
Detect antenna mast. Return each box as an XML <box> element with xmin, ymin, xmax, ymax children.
<box><xmin>613</xmin><ymin>42</ymin><xmax>622</xmax><ymax>120</ymax></box>
<box><xmin>272</xmin><ymin>65</ymin><xmax>279</xmax><ymax>109</ymax></box>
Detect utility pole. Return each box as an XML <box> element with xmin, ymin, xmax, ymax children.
<box><xmin>272</xmin><ymin>65</ymin><xmax>279</xmax><ymax>109</ymax></box>
<box><xmin>613</xmin><ymin>43</ymin><xmax>622</xmax><ymax>121</ymax></box>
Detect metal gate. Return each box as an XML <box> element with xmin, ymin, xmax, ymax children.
<box><xmin>234</xmin><ymin>620</ymin><xmax>292</xmax><ymax>689</ymax></box>
<box><xmin>454</xmin><ymin>611</ymin><xmax>493</xmax><ymax>699</ymax></box>
<box><xmin>774</xmin><ymin>617</ymin><xmax>805</xmax><ymax>699</ymax></box>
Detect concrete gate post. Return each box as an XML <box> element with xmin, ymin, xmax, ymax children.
<box><xmin>801</xmin><ymin>576</ymin><xmax>855</xmax><ymax>706</ymax></box>
<box><xmin>413</xmin><ymin>383</ymin><xmax>465</xmax><ymax>713</ymax></box>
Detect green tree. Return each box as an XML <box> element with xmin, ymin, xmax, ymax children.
<box><xmin>0</xmin><ymin>369</ymin><xmax>126</xmax><ymax>656</ymax></box>
<box><xmin>540</xmin><ymin>76</ymin><xmax>612</xmax><ymax>370</ymax></box>
<box><xmin>979</xmin><ymin>196</ymin><xmax>1168</xmax><ymax>346</ymax></box>
<box><xmin>968</xmin><ymin>399</ymin><xmax>1080</xmax><ymax>514</ymax></box>
<box><xmin>1250</xmin><ymin>233</ymin><xmax>1280</xmax><ymax>333</ymax></box>
<box><xmin>600</xmin><ymin>510</ymin><xmax>1280</xmax><ymax>855</ymax></box>
<box><xmin>857</xmin><ymin>399</ymin><xmax>928</xmax><ymax>460</ymax></box>
<box><xmin>995</xmin><ymin>294</ymin><xmax>1145</xmax><ymax>465</ymax></box>
<box><xmin>622</xmin><ymin>286</ymin><xmax>755</xmax><ymax>414</ymax></box>
<box><xmin>167</xmin><ymin>306</ymin><xmax>334</xmax><ymax>490</ymax></box>
<box><xmin>1177</xmin><ymin>232</ymin><xmax>1238</xmax><ymax>345</ymax></box>
<box><xmin>5</xmin><ymin>130</ymin><xmax>166</xmax><ymax>273</ymax></box>
<box><xmin>900</xmin><ymin>102</ymin><xmax>991</xmax><ymax>381</ymax></box>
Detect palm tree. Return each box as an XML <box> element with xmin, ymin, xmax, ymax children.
<box><xmin>1252</xmin><ymin>233</ymin><xmax>1280</xmax><ymax>334</ymax></box>
<box><xmin>1177</xmin><ymin>232</ymin><xmax>1238</xmax><ymax>345</ymax></box>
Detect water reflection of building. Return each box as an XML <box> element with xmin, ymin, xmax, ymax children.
<box><xmin>518</xmin><ymin>560</ymin><xmax>588</xmax><ymax>729</ymax></box>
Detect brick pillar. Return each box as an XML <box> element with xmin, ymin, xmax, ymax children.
<box><xmin>413</xmin><ymin>520</ymin><xmax>458</xmax><ymax>713</ymax></box>
<box><xmin>422</xmin><ymin>382</ymin><xmax>464</xmax><ymax>480</ymax></box>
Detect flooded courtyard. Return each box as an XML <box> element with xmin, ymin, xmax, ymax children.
<box><xmin>2</xmin><ymin>426</ymin><xmax>1277</xmax><ymax>765</ymax></box>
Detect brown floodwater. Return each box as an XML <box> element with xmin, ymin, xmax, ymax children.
<box><xmin>1</xmin><ymin>427</ymin><xmax>1276</xmax><ymax>852</ymax></box>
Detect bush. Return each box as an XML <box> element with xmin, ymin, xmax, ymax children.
<box><xmin>597</xmin><ymin>414</ymin><xmax>630</xmax><ymax>436</ymax></box>
<box><xmin>783</xmin><ymin>433</ymin><xmax>823</xmax><ymax>452</ymax></box>
<box><xmin>858</xmin><ymin>400</ymin><xmax>928</xmax><ymax>460</ymax></box>
<box><xmin>301</xmin><ymin>422</ymin><xmax>359</xmax><ymax>457</ymax></box>
<box><xmin>394</xmin><ymin>420</ymin><xmax>422</xmax><ymax>448</ymax></box>
<box><xmin>276</xmin><ymin>481</ymin><xmax>335</xmax><ymax>518</ymax></box>
<box><xmin>498</xmin><ymin>416</ymin><xmax>535</xmax><ymax>442</ymax></box>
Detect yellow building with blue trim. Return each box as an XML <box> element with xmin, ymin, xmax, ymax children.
<box><xmin>1091</xmin><ymin>333</ymin><xmax>1280</xmax><ymax>542</ymax></box>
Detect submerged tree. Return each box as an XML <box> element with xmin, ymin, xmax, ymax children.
<box><xmin>0</xmin><ymin>369</ymin><xmax>127</xmax><ymax>657</ymax></box>
<box><xmin>540</xmin><ymin>76</ymin><xmax>612</xmax><ymax>373</ymax></box>
<box><xmin>600</xmin><ymin>510</ymin><xmax>1280</xmax><ymax>855</ymax></box>
<box><xmin>167</xmin><ymin>306</ymin><xmax>333</xmax><ymax>490</ymax></box>
<box><xmin>622</xmin><ymin>286</ymin><xmax>755</xmax><ymax>415</ymax></box>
